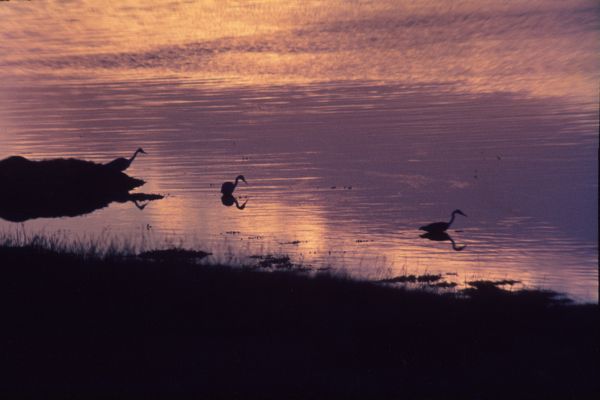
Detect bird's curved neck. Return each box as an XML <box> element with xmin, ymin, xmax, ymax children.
<box><xmin>234</xmin><ymin>198</ymin><xmax>247</xmax><ymax>210</ymax></box>
<box><xmin>448</xmin><ymin>236</ymin><xmax>458</xmax><ymax>250</ymax></box>
<box><xmin>448</xmin><ymin>212</ymin><xmax>456</xmax><ymax>227</ymax></box>
<box><xmin>133</xmin><ymin>200</ymin><xmax>147</xmax><ymax>210</ymax></box>
<box><xmin>129</xmin><ymin>149</ymin><xmax>141</xmax><ymax>163</ymax></box>
<box><xmin>234</xmin><ymin>177</ymin><xmax>241</xmax><ymax>188</ymax></box>
<box><xmin>449</xmin><ymin>237</ymin><xmax>465</xmax><ymax>251</ymax></box>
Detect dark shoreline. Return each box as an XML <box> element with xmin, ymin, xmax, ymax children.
<box><xmin>1</xmin><ymin>245</ymin><xmax>598</xmax><ymax>398</ymax></box>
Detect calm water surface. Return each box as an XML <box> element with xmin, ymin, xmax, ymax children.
<box><xmin>0</xmin><ymin>1</ymin><xmax>598</xmax><ymax>301</ymax></box>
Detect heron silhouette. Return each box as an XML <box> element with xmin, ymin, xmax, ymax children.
<box><xmin>420</xmin><ymin>232</ymin><xmax>466</xmax><ymax>251</ymax></box>
<box><xmin>419</xmin><ymin>209</ymin><xmax>467</xmax><ymax>233</ymax></box>
<box><xmin>221</xmin><ymin>175</ymin><xmax>247</xmax><ymax>196</ymax></box>
<box><xmin>221</xmin><ymin>194</ymin><xmax>248</xmax><ymax>210</ymax></box>
<box><xmin>105</xmin><ymin>148</ymin><xmax>147</xmax><ymax>172</ymax></box>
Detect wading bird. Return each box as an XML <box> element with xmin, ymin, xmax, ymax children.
<box><xmin>105</xmin><ymin>148</ymin><xmax>147</xmax><ymax>172</ymax></box>
<box><xmin>419</xmin><ymin>209</ymin><xmax>467</xmax><ymax>233</ymax></box>
<box><xmin>221</xmin><ymin>175</ymin><xmax>247</xmax><ymax>196</ymax></box>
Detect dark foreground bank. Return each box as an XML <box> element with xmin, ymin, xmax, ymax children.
<box><xmin>1</xmin><ymin>245</ymin><xmax>598</xmax><ymax>399</ymax></box>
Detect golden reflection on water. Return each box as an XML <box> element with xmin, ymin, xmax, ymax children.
<box><xmin>143</xmin><ymin>191</ymin><xmax>596</xmax><ymax>301</ymax></box>
<box><xmin>1</xmin><ymin>0</ymin><xmax>598</xmax><ymax>100</ymax></box>
<box><xmin>0</xmin><ymin>1</ymin><xmax>598</xmax><ymax>301</ymax></box>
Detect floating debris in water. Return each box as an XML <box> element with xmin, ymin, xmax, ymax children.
<box><xmin>379</xmin><ymin>275</ymin><xmax>417</xmax><ymax>283</ymax></box>
<box><xmin>467</xmin><ymin>279</ymin><xmax>521</xmax><ymax>288</ymax></box>
<box><xmin>378</xmin><ymin>273</ymin><xmax>443</xmax><ymax>284</ymax></box>
<box><xmin>250</xmin><ymin>254</ymin><xmax>308</xmax><ymax>271</ymax></box>
<box><xmin>138</xmin><ymin>248</ymin><xmax>212</xmax><ymax>262</ymax></box>
<box><xmin>431</xmin><ymin>281</ymin><xmax>458</xmax><ymax>289</ymax></box>
<box><xmin>417</xmin><ymin>274</ymin><xmax>443</xmax><ymax>283</ymax></box>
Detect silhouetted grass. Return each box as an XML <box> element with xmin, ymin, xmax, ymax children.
<box><xmin>0</xmin><ymin>241</ymin><xmax>598</xmax><ymax>398</ymax></box>
<box><xmin>0</xmin><ymin>229</ymin><xmax>139</xmax><ymax>259</ymax></box>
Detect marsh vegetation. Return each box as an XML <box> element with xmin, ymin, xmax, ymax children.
<box><xmin>1</xmin><ymin>237</ymin><xmax>597</xmax><ymax>398</ymax></box>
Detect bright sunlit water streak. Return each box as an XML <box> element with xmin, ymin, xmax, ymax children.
<box><xmin>0</xmin><ymin>0</ymin><xmax>598</xmax><ymax>301</ymax></box>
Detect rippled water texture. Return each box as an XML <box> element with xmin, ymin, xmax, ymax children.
<box><xmin>0</xmin><ymin>0</ymin><xmax>598</xmax><ymax>301</ymax></box>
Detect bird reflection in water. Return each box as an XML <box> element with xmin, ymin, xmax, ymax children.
<box><xmin>0</xmin><ymin>191</ymin><xmax>163</xmax><ymax>223</ymax></box>
<box><xmin>221</xmin><ymin>194</ymin><xmax>248</xmax><ymax>210</ymax></box>
<box><xmin>420</xmin><ymin>231</ymin><xmax>466</xmax><ymax>251</ymax></box>
<box><xmin>119</xmin><ymin>193</ymin><xmax>161</xmax><ymax>211</ymax></box>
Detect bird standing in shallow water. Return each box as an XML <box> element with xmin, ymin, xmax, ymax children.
<box><xmin>221</xmin><ymin>175</ymin><xmax>247</xmax><ymax>196</ymax></box>
<box><xmin>105</xmin><ymin>148</ymin><xmax>146</xmax><ymax>172</ymax></box>
<box><xmin>419</xmin><ymin>209</ymin><xmax>467</xmax><ymax>233</ymax></box>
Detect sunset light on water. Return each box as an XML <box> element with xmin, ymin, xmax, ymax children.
<box><xmin>1</xmin><ymin>1</ymin><xmax>598</xmax><ymax>397</ymax></box>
